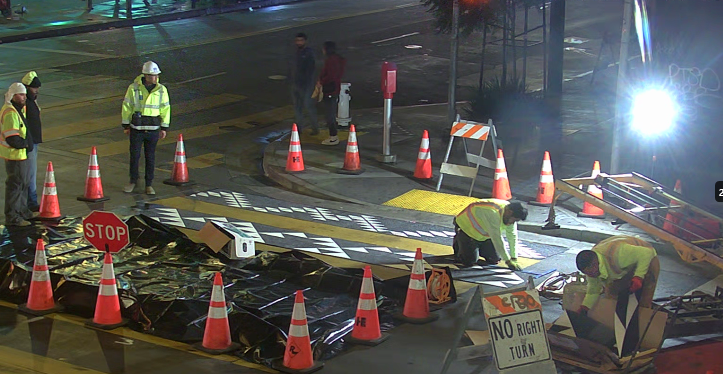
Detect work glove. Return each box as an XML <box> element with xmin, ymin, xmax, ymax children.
<box><xmin>575</xmin><ymin>305</ymin><xmax>589</xmax><ymax>316</ymax></box>
<box><xmin>629</xmin><ymin>276</ymin><xmax>644</xmax><ymax>293</ymax></box>
<box><xmin>505</xmin><ymin>259</ymin><xmax>522</xmax><ymax>271</ymax></box>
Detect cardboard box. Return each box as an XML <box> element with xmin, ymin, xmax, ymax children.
<box><xmin>198</xmin><ymin>221</ymin><xmax>255</xmax><ymax>260</ymax></box>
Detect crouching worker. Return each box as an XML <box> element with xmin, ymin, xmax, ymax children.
<box><xmin>453</xmin><ymin>199</ymin><xmax>528</xmax><ymax>270</ymax></box>
<box><xmin>575</xmin><ymin>235</ymin><xmax>660</xmax><ymax>315</ymax></box>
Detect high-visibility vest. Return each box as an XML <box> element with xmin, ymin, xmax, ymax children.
<box><xmin>455</xmin><ymin>198</ymin><xmax>510</xmax><ymax>241</ymax></box>
<box><xmin>121</xmin><ymin>75</ymin><xmax>171</xmax><ymax>130</ymax></box>
<box><xmin>0</xmin><ymin>103</ymin><xmax>27</xmax><ymax>161</ymax></box>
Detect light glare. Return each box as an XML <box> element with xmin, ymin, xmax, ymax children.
<box><xmin>631</xmin><ymin>89</ymin><xmax>676</xmax><ymax>136</ymax></box>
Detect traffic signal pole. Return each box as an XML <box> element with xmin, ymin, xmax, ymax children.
<box><xmin>447</xmin><ymin>0</ymin><xmax>460</xmax><ymax>125</ymax></box>
<box><xmin>611</xmin><ymin>0</ymin><xmax>634</xmax><ymax>174</ymax></box>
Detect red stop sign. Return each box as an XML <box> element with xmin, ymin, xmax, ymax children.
<box><xmin>83</xmin><ymin>211</ymin><xmax>130</xmax><ymax>253</ymax></box>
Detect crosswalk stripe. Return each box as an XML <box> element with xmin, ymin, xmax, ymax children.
<box><xmin>72</xmin><ymin>105</ymin><xmax>294</xmax><ymax>157</ymax></box>
<box><xmin>43</xmin><ymin>93</ymin><xmax>247</xmax><ymax>142</ymax></box>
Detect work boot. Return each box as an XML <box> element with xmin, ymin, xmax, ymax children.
<box><xmin>322</xmin><ymin>136</ymin><xmax>339</xmax><ymax>145</ymax></box>
<box><xmin>123</xmin><ymin>183</ymin><xmax>136</xmax><ymax>193</ymax></box>
<box><xmin>145</xmin><ymin>186</ymin><xmax>156</xmax><ymax>195</ymax></box>
<box><xmin>26</xmin><ymin>212</ymin><xmax>40</xmax><ymax>220</ymax></box>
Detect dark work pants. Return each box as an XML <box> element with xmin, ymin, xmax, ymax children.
<box><xmin>26</xmin><ymin>145</ymin><xmax>38</xmax><ymax>208</ymax></box>
<box><xmin>452</xmin><ymin>221</ymin><xmax>501</xmax><ymax>267</ymax></box>
<box><xmin>291</xmin><ymin>85</ymin><xmax>318</xmax><ymax>131</ymax></box>
<box><xmin>5</xmin><ymin>159</ymin><xmax>33</xmax><ymax>225</ymax></box>
<box><xmin>129</xmin><ymin>129</ymin><xmax>160</xmax><ymax>186</ymax></box>
<box><xmin>324</xmin><ymin>95</ymin><xmax>339</xmax><ymax>137</ymax></box>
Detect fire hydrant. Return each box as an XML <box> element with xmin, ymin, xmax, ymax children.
<box><xmin>336</xmin><ymin>82</ymin><xmax>351</xmax><ymax>127</ymax></box>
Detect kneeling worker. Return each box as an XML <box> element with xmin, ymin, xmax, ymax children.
<box><xmin>575</xmin><ymin>235</ymin><xmax>660</xmax><ymax>314</ymax></box>
<box><xmin>453</xmin><ymin>199</ymin><xmax>528</xmax><ymax>270</ymax></box>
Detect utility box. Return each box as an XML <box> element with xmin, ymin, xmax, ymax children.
<box><xmin>199</xmin><ymin>221</ymin><xmax>255</xmax><ymax>260</ymax></box>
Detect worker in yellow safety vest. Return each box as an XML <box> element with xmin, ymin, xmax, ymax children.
<box><xmin>453</xmin><ymin>199</ymin><xmax>528</xmax><ymax>270</ymax></box>
<box><xmin>575</xmin><ymin>235</ymin><xmax>660</xmax><ymax>314</ymax></box>
<box><xmin>121</xmin><ymin>61</ymin><xmax>170</xmax><ymax>196</ymax></box>
<box><xmin>1</xmin><ymin>83</ymin><xmax>38</xmax><ymax>226</ymax></box>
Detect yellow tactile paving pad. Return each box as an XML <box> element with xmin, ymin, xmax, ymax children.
<box><xmin>383</xmin><ymin>189</ymin><xmax>480</xmax><ymax>216</ymax></box>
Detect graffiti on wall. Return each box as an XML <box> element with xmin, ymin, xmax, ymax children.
<box><xmin>666</xmin><ymin>64</ymin><xmax>722</xmax><ymax>120</ymax></box>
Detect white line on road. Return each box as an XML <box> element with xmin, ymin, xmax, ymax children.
<box><xmin>0</xmin><ymin>44</ymin><xmax>116</xmax><ymax>58</ymax></box>
<box><xmin>371</xmin><ymin>32</ymin><xmax>420</xmax><ymax>44</ymax></box>
<box><xmin>175</xmin><ymin>72</ymin><xmax>227</xmax><ymax>85</ymax></box>
<box><xmin>396</xmin><ymin>3</ymin><xmax>417</xmax><ymax>7</ymax></box>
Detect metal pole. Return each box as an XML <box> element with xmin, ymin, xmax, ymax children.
<box><xmin>542</xmin><ymin>0</ymin><xmax>548</xmax><ymax>94</ymax></box>
<box><xmin>611</xmin><ymin>0</ymin><xmax>634</xmax><ymax>174</ymax></box>
<box><xmin>448</xmin><ymin>0</ymin><xmax>460</xmax><ymax>125</ymax></box>
<box><xmin>378</xmin><ymin>98</ymin><xmax>397</xmax><ymax>163</ymax></box>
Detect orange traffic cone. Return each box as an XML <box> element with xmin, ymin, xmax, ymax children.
<box><xmin>18</xmin><ymin>239</ymin><xmax>63</xmax><ymax>316</ymax></box>
<box><xmin>578</xmin><ymin>160</ymin><xmax>605</xmax><ymax>218</ymax></box>
<box><xmin>530</xmin><ymin>151</ymin><xmax>554</xmax><ymax>206</ymax></box>
<box><xmin>413</xmin><ymin>130</ymin><xmax>432</xmax><ymax>180</ymax></box>
<box><xmin>339</xmin><ymin>124</ymin><xmax>364</xmax><ymax>175</ymax></box>
<box><xmin>396</xmin><ymin>248</ymin><xmax>438</xmax><ymax>324</ymax></box>
<box><xmin>663</xmin><ymin>180</ymin><xmax>682</xmax><ymax>235</ymax></box>
<box><xmin>193</xmin><ymin>272</ymin><xmax>241</xmax><ymax>354</ymax></box>
<box><xmin>272</xmin><ymin>290</ymin><xmax>324</xmax><ymax>374</ymax></box>
<box><xmin>492</xmin><ymin>149</ymin><xmax>512</xmax><ymax>200</ymax></box>
<box><xmin>286</xmin><ymin>124</ymin><xmax>305</xmax><ymax>173</ymax></box>
<box><xmin>77</xmin><ymin>146</ymin><xmax>109</xmax><ymax>202</ymax></box>
<box><xmin>37</xmin><ymin>162</ymin><xmax>63</xmax><ymax>221</ymax></box>
<box><xmin>346</xmin><ymin>266</ymin><xmax>389</xmax><ymax>346</ymax></box>
<box><xmin>164</xmin><ymin>133</ymin><xmax>195</xmax><ymax>186</ymax></box>
<box><xmin>86</xmin><ymin>252</ymin><xmax>127</xmax><ymax>330</ymax></box>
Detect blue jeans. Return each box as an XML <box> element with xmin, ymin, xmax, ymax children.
<box><xmin>129</xmin><ymin>129</ymin><xmax>160</xmax><ymax>186</ymax></box>
<box><xmin>292</xmin><ymin>85</ymin><xmax>318</xmax><ymax>131</ymax></box>
<box><xmin>26</xmin><ymin>145</ymin><xmax>38</xmax><ymax>209</ymax></box>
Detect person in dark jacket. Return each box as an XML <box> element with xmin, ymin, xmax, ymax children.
<box><xmin>318</xmin><ymin>41</ymin><xmax>346</xmax><ymax>146</ymax></box>
<box><xmin>289</xmin><ymin>32</ymin><xmax>319</xmax><ymax>135</ymax></box>
<box><xmin>21</xmin><ymin>71</ymin><xmax>41</xmax><ymax>212</ymax></box>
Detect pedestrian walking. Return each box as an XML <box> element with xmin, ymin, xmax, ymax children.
<box><xmin>21</xmin><ymin>71</ymin><xmax>42</xmax><ymax>212</ymax></box>
<box><xmin>121</xmin><ymin>61</ymin><xmax>170</xmax><ymax>195</ymax></box>
<box><xmin>1</xmin><ymin>83</ymin><xmax>38</xmax><ymax>226</ymax></box>
<box><xmin>453</xmin><ymin>199</ymin><xmax>528</xmax><ymax>270</ymax></box>
<box><xmin>318</xmin><ymin>41</ymin><xmax>346</xmax><ymax>146</ymax></box>
<box><xmin>289</xmin><ymin>32</ymin><xmax>319</xmax><ymax>135</ymax></box>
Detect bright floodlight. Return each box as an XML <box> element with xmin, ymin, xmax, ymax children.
<box><xmin>631</xmin><ymin>89</ymin><xmax>677</xmax><ymax>136</ymax></box>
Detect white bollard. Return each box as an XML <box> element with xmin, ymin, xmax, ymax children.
<box><xmin>336</xmin><ymin>82</ymin><xmax>352</xmax><ymax>127</ymax></box>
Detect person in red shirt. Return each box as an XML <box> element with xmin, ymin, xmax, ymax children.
<box><xmin>318</xmin><ymin>41</ymin><xmax>347</xmax><ymax>145</ymax></box>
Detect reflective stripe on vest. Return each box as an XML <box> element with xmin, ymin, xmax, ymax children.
<box><xmin>462</xmin><ymin>201</ymin><xmax>504</xmax><ymax>238</ymax></box>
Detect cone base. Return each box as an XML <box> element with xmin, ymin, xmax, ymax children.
<box><xmin>272</xmin><ymin>359</ymin><xmax>324</xmax><ymax>374</ymax></box>
<box><xmin>85</xmin><ymin>318</ymin><xmax>128</xmax><ymax>330</ymax></box>
<box><xmin>77</xmin><ymin>196</ymin><xmax>110</xmax><ymax>203</ymax></box>
<box><xmin>284</xmin><ymin>169</ymin><xmax>305</xmax><ymax>174</ymax></box>
<box><xmin>528</xmin><ymin>200</ymin><xmax>552</xmax><ymax>207</ymax></box>
<box><xmin>192</xmin><ymin>341</ymin><xmax>240</xmax><ymax>355</ymax></box>
<box><xmin>163</xmin><ymin>179</ymin><xmax>196</xmax><ymax>186</ymax></box>
<box><xmin>338</xmin><ymin>167</ymin><xmax>365</xmax><ymax>175</ymax></box>
<box><xmin>577</xmin><ymin>212</ymin><xmax>606</xmax><ymax>219</ymax></box>
<box><xmin>31</xmin><ymin>215</ymin><xmax>65</xmax><ymax>222</ymax></box>
<box><xmin>394</xmin><ymin>312</ymin><xmax>439</xmax><ymax>325</ymax></box>
<box><xmin>346</xmin><ymin>332</ymin><xmax>390</xmax><ymax>346</ymax></box>
<box><xmin>18</xmin><ymin>303</ymin><xmax>63</xmax><ymax>316</ymax></box>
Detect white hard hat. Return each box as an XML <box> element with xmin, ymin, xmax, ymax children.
<box><xmin>4</xmin><ymin>82</ymin><xmax>26</xmax><ymax>103</ymax></box>
<box><xmin>142</xmin><ymin>61</ymin><xmax>161</xmax><ymax>75</ymax></box>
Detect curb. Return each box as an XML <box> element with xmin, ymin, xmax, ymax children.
<box><xmin>0</xmin><ymin>0</ymin><xmax>305</xmax><ymax>44</ymax></box>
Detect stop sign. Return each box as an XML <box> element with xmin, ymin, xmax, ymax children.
<box><xmin>83</xmin><ymin>211</ymin><xmax>130</xmax><ymax>253</ymax></box>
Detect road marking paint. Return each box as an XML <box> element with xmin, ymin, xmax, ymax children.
<box><xmin>186</xmin><ymin>152</ymin><xmax>224</xmax><ymax>169</ymax></box>
<box><xmin>43</xmin><ymin>94</ymin><xmax>125</xmax><ymax>113</ymax></box>
<box><xmin>0</xmin><ymin>345</ymin><xmax>107</xmax><ymax>374</ymax></box>
<box><xmin>176</xmin><ymin>72</ymin><xmax>227</xmax><ymax>85</ymax></box>
<box><xmin>371</xmin><ymin>32</ymin><xmax>420</xmax><ymax>44</ymax></box>
<box><xmin>0</xmin><ymin>44</ymin><xmax>116</xmax><ymax>58</ymax></box>
<box><xmin>44</xmin><ymin>93</ymin><xmax>247</xmax><ymax>142</ymax></box>
<box><xmin>72</xmin><ymin>105</ymin><xmax>294</xmax><ymax>156</ymax></box>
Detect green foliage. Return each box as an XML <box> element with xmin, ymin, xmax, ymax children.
<box><xmin>420</xmin><ymin>0</ymin><xmax>503</xmax><ymax>36</ymax></box>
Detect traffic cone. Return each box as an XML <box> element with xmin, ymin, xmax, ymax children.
<box><xmin>36</xmin><ymin>162</ymin><xmax>63</xmax><ymax>221</ymax></box>
<box><xmin>339</xmin><ymin>124</ymin><xmax>364</xmax><ymax>175</ymax></box>
<box><xmin>193</xmin><ymin>272</ymin><xmax>241</xmax><ymax>354</ymax></box>
<box><xmin>413</xmin><ymin>130</ymin><xmax>432</xmax><ymax>180</ymax></box>
<box><xmin>396</xmin><ymin>248</ymin><xmax>438</xmax><ymax>324</ymax></box>
<box><xmin>492</xmin><ymin>149</ymin><xmax>512</xmax><ymax>200</ymax></box>
<box><xmin>86</xmin><ymin>252</ymin><xmax>127</xmax><ymax>330</ymax></box>
<box><xmin>272</xmin><ymin>290</ymin><xmax>324</xmax><ymax>374</ymax></box>
<box><xmin>164</xmin><ymin>133</ymin><xmax>195</xmax><ymax>186</ymax></box>
<box><xmin>285</xmin><ymin>124</ymin><xmax>305</xmax><ymax>173</ymax></box>
<box><xmin>578</xmin><ymin>160</ymin><xmax>605</xmax><ymax>218</ymax></box>
<box><xmin>77</xmin><ymin>146</ymin><xmax>110</xmax><ymax>202</ymax></box>
<box><xmin>346</xmin><ymin>266</ymin><xmax>389</xmax><ymax>346</ymax></box>
<box><xmin>663</xmin><ymin>180</ymin><xmax>682</xmax><ymax>235</ymax></box>
<box><xmin>530</xmin><ymin>151</ymin><xmax>555</xmax><ymax>206</ymax></box>
<box><xmin>18</xmin><ymin>239</ymin><xmax>63</xmax><ymax>316</ymax></box>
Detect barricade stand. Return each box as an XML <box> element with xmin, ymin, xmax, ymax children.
<box><xmin>436</xmin><ymin>117</ymin><xmax>499</xmax><ymax>196</ymax></box>
<box><xmin>439</xmin><ymin>278</ymin><xmax>556</xmax><ymax>374</ymax></box>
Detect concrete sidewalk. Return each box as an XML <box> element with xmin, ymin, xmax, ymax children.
<box><xmin>0</xmin><ymin>0</ymin><xmax>304</xmax><ymax>43</ymax></box>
